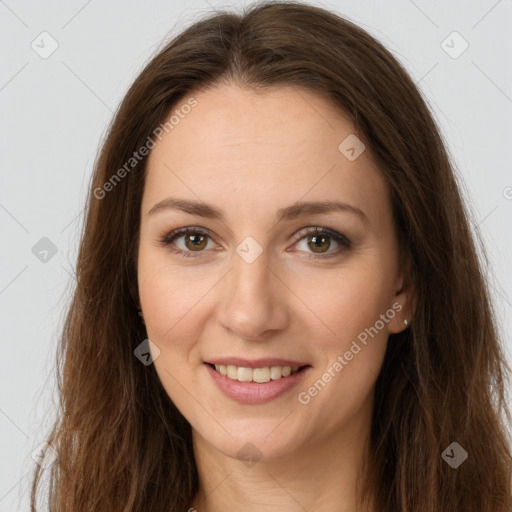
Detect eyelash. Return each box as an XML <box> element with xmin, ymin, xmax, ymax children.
<box><xmin>159</xmin><ymin>226</ymin><xmax>351</xmax><ymax>260</ymax></box>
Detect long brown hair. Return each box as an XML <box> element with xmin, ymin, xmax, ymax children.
<box><xmin>31</xmin><ymin>1</ymin><xmax>512</xmax><ymax>510</ymax></box>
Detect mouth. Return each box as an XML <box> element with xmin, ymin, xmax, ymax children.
<box><xmin>205</xmin><ymin>362</ymin><xmax>310</xmax><ymax>384</ymax></box>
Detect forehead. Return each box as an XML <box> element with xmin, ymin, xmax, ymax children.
<box><xmin>142</xmin><ymin>84</ymin><xmax>391</xmax><ymax>231</ymax></box>
<box><xmin>154</xmin><ymin>84</ymin><xmax>357</xmax><ymax>164</ymax></box>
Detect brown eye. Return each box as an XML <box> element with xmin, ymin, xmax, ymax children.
<box><xmin>161</xmin><ymin>226</ymin><xmax>351</xmax><ymax>260</ymax></box>
<box><xmin>160</xmin><ymin>227</ymin><xmax>214</xmax><ymax>258</ymax></box>
<box><xmin>307</xmin><ymin>234</ymin><xmax>331</xmax><ymax>253</ymax></box>
<box><xmin>184</xmin><ymin>233</ymin><xmax>208</xmax><ymax>251</ymax></box>
<box><xmin>293</xmin><ymin>227</ymin><xmax>351</xmax><ymax>260</ymax></box>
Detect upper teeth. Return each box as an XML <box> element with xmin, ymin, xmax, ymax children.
<box><xmin>214</xmin><ymin>365</ymin><xmax>300</xmax><ymax>383</ymax></box>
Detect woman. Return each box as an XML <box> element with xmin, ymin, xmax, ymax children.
<box><xmin>31</xmin><ymin>1</ymin><xmax>512</xmax><ymax>511</ymax></box>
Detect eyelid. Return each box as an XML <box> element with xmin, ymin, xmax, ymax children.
<box><xmin>160</xmin><ymin>226</ymin><xmax>213</xmax><ymax>246</ymax></box>
<box><xmin>159</xmin><ymin>226</ymin><xmax>216</xmax><ymax>258</ymax></box>
<box><xmin>291</xmin><ymin>226</ymin><xmax>351</xmax><ymax>247</ymax></box>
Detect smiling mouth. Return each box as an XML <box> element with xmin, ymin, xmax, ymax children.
<box><xmin>206</xmin><ymin>363</ymin><xmax>310</xmax><ymax>383</ymax></box>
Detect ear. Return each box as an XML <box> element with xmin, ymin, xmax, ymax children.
<box><xmin>388</xmin><ymin>255</ymin><xmax>417</xmax><ymax>334</ymax></box>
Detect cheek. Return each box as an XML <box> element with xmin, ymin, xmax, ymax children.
<box><xmin>138</xmin><ymin>247</ymin><xmax>211</xmax><ymax>345</ymax></box>
<box><xmin>295</xmin><ymin>268</ymin><xmax>391</xmax><ymax>431</ymax></box>
<box><xmin>294</xmin><ymin>259</ymin><xmax>393</xmax><ymax>346</ymax></box>
<box><xmin>137</xmin><ymin>255</ymin><xmax>205</xmax><ymax>404</ymax></box>
<box><xmin>293</xmin><ymin>260</ymin><xmax>393</xmax><ymax>414</ymax></box>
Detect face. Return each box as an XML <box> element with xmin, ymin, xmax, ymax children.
<box><xmin>137</xmin><ymin>83</ymin><xmax>412</xmax><ymax>462</ymax></box>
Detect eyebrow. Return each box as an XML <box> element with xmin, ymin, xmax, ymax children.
<box><xmin>147</xmin><ymin>198</ymin><xmax>368</xmax><ymax>224</ymax></box>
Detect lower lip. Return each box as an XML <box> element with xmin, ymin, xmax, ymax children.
<box><xmin>205</xmin><ymin>363</ymin><xmax>311</xmax><ymax>404</ymax></box>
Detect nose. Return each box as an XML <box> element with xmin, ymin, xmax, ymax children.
<box><xmin>216</xmin><ymin>248</ymin><xmax>289</xmax><ymax>341</ymax></box>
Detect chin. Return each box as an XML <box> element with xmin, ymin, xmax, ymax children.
<box><xmin>193</xmin><ymin>419</ymin><xmax>306</xmax><ymax>463</ymax></box>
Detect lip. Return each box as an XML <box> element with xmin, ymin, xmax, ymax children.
<box><xmin>204</xmin><ymin>357</ymin><xmax>310</xmax><ymax>368</ymax></box>
<box><xmin>205</xmin><ymin>362</ymin><xmax>312</xmax><ymax>404</ymax></box>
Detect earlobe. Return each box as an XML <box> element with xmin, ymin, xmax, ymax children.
<box><xmin>390</xmin><ymin>259</ymin><xmax>416</xmax><ymax>334</ymax></box>
<box><xmin>388</xmin><ymin>300</ymin><xmax>412</xmax><ymax>334</ymax></box>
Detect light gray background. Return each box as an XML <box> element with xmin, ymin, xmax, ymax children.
<box><xmin>1</xmin><ymin>0</ymin><xmax>511</xmax><ymax>510</ymax></box>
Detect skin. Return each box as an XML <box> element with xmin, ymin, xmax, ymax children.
<box><xmin>137</xmin><ymin>83</ymin><xmax>415</xmax><ymax>512</ymax></box>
